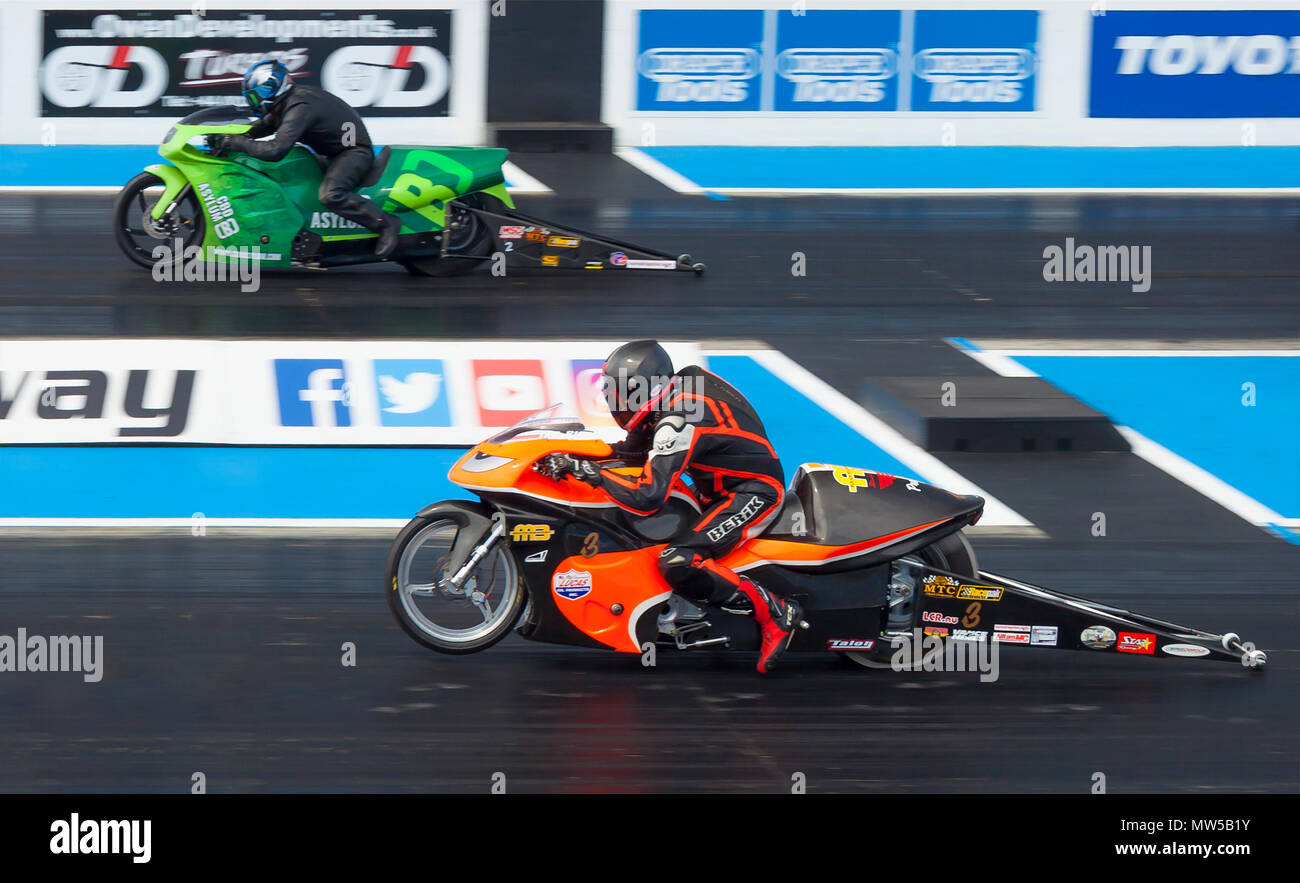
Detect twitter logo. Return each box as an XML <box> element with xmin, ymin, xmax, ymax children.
<box><xmin>372</xmin><ymin>359</ymin><xmax>452</xmax><ymax>427</ymax></box>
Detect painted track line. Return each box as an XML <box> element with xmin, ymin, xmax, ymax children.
<box><xmin>741</xmin><ymin>348</ymin><xmax>1031</xmax><ymax>528</ymax></box>
<box><xmin>949</xmin><ymin>337</ymin><xmax>1300</xmax><ymax>544</ymax></box>
<box><xmin>614</xmin><ymin>147</ymin><xmax>704</xmax><ymax>195</ymax></box>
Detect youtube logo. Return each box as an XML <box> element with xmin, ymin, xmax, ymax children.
<box><xmin>471</xmin><ymin>359</ymin><xmax>547</xmax><ymax>426</ymax></box>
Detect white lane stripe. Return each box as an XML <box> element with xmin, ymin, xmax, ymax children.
<box><xmin>1115</xmin><ymin>426</ymin><xmax>1293</xmax><ymax>531</ymax></box>
<box><xmin>945</xmin><ymin>339</ymin><xmax>1039</xmax><ymax>377</ymax></box>
<box><xmin>501</xmin><ymin>161</ymin><xmax>552</xmax><ymax>195</ymax></box>
<box><xmin>708</xmin><ymin>187</ymin><xmax>1300</xmax><ymax>196</ymax></box>
<box><xmin>739</xmin><ymin>348</ymin><xmax>1030</xmax><ymax>527</ymax></box>
<box><xmin>614</xmin><ymin>147</ymin><xmax>704</xmax><ymax>194</ymax></box>
<box><xmin>979</xmin><ymin>349</ymin><xmax>1300</xmax><ymax>358</ymax></box>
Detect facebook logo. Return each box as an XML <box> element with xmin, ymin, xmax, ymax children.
<box><xmin>373</xmin><ymin>359</ymin><xmax>452</xmax><ymax>427</ymax></box>
<box><xmin>275</xmin><ymin>359</ymin><xmax>352</xmax><ymax>427</ymax></box>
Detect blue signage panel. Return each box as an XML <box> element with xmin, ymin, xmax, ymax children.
<box><xmin>1091</xmin><ymin>11</ymin><xmax>1300</xmax><ymax>118</ymax></box>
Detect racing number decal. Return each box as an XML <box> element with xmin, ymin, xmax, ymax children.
<box><xmin>581</xmin><ymin>532</ymin><xmax>600</xmax><ymax>558</ymax></box>
<box><xmin>962</xmin><ymin>602</ymin><xmax>981</xmax><ymax>628</ymax></box>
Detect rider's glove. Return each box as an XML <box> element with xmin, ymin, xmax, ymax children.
<box><xmin>207</xmin><ymin>134</ymin><xmax>232</xmax><ymax>157</ymax></box>
<box><xmin>536</xmin><ymin>453</ymin><xmax>602</xmax><ymax>486</ymax></box>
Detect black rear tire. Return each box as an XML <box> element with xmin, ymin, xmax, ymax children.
<box><xmin>844</xmin><ymin>530</ymin><xmax>979</xmax><ymax>670</ymax></box>
<box><xmin>400</xmin><ymin>193</ymin><xmax>502</xmax><ymax>278</ymax></box>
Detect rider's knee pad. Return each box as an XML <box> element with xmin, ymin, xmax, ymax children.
<box><xmin>657</xmin><ymin>546</ymin><xmax>715</xmax><ymax>602</ymax></box>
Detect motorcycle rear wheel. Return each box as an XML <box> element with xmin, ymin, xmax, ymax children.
<box><xmin>400</xmin><ymin>193</ymin><xmax>501</xmax><ymax>278</ymax></box>
<box><xmin>845</xmin><ymin>530</ymin><xmax>979</xmax><ymax>670</ymax></box>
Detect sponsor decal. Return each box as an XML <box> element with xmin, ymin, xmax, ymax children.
<box><xmin>1117</xmin><ymin>631</ymin><xmax>1157</xmax><ymax>655</ymax></box>
<box><xmin>921</xmin><ymin>576</ymin><xmax>1004</xmax><ymax>602</ymax></box>
<box><xmin>1081</xmin><ymin>625</ymin><xmax>1117</xmax><ymax>650</ymax></box>
<box><xmin>994</xmin><ymin>624</ymin><xmax>1030</xmax><ymax>632</ymax></box>
<box><xmin>921</xmin><ymin>611</ymin><xmax>957</xmax><ymax>625</ymax></box>
<box><xmin>636</xmin><ymin>9</ymin><xmax>765</xmax><ymax>110</ymax></box>
<box><xmin>40</xmin><ymin>10</ymin><xmax>451</xmax><ymax>117</ymax></box>
<box><xmin>704</xmin><ymin>495</ymin><xmax>767</xmax><ymax>543</ymax></box>
<box><xmin>1030</xmin><ymin>625</ymin><xmax>1058</xmax><ymax>646</ymax></box>
<box><xmin>524</xmin><ymin>227</ymin><xmax>549</xmax><ymax>242</ymax></box>
<box><xmin>524</xmin><ymin>550</ymin><xmax>548</xmax><ymax>564</ymax></box>
<box><xmin>541</xmin><ymin>255</ymin><xmax>560</xmax><ymax>267</ymax></box>
<box><xmin>993</xmin><ymin>631</ymin><xmax>1030</xmax><ymax>644</ymax></box>
<box><xmin>275</xmin><ymin>359</ymin><xmax>351</xmax><ymax>427</ymax></box>
<box><xmin>951</xmin><ymin>629</ymin><xmax>987</xmax><ymax>642</ymax></box>
<box><xmin>547</xmin><ymin>236</ymin><xmax>580</xmax><ymax>248</ymax></box>
<box><xmin>830</xmin><ymin>465</ymin><xmax>896</xmax><ymax>493</ymax></box>
<box><xmin>1090</xmin><ymin>11</ymin><xmax>1300</xmax><ymax>118</ymax></box>
<box><xmin>510</xmin><ymin>524</ymin><xmax>554</xmax><ymax>543</ymax></box>
<box><xmin>827</xmin><ymin>638</ymin><xmax>875</xmax><ymax>651</ymax></box>
<box><xmin>552</xmin><ymin>568</ymin><xmax>592</xmax><ymax>601</ymax></box>
<box><xmin>923</xmin><ymin>626</ymin><xmax>949</xmax><ymax>638</ymax></box>
<box><xmin>373</xmin><ymin>359</ymin><xmax>451</xmax><ymax>427</ymax></box>
<box><xmin>1161</xmin><ymin>643</ymin><xmax>1211</xmax><ymax>658</ymax></box>
<box><xmin>497</xmin><ymin>226</ymin><xmax>524</xmax><ymax>240</ymax></box>
<box><xmin>470</xmin><ymin>359</ymin><xmax>546</xmax><ymax>426</ymax></box>
<box><xmin>584</xmin><ymin>262</ymin><xmax>604</xmax><ymax>270</ymax></box>
<box><xmin>909</xmin><ymin>10</ymin><xmax>1039</xmax><ymax>111</ymax></box>
<box><xmin>311</xmin><ymin>212</ymin><xmax>366</xmax><ymax>231</ymax></box>
<box><xmin>609</xmin><ymin>252</ymin><xmax>628</xmax><ymax>266</ymax></box>
<box><xmin>197</xmin><ymin>182</ymin><xmax>239</xmax><ymax>240</ymax></box>
<box><xmin>775</xmin><ymin>10</ymin><xmax>901</xmax><ymax>109</ymax></box>
<box><xmin>625</xmin><ymin>259</ymin><xmax>678</xmax><ymax>270</ymax></box>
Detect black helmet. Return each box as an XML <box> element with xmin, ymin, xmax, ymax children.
<box><xmin>602</xmin><ymin>340</ymin><xmax>674</xmax><ymax>429</ymax></box>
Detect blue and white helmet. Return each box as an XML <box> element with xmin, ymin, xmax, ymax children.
<box><xmin>241</xmin><ymin>60</ymin><xmax>293</xmax><ymax>114</ymax></box>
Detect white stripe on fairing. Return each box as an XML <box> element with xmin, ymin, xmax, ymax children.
<box><xmin>739</xmin><ymin>348</ymin><xmax>1030</xmax><ymax>527</ymax></box>
<box><xmin>0</xmin><ymin>518</ymin><xmax>408</xmax><ymax>528</ymax></box>
<box><xmin>614</xmin><ymin>147</ymin><xmax>704</xmax><ymax>195</ymax></box>
<box><xmin>628</xmin><ymin>590</ymin><xmax>673</xmax><ymax>650</ymax></box>
<box><xmin>453</xmin><ymin>482</ymin><xmax>618</xmax><ymax>509</ymax></box>
<box><xmin>1116</xmin><ymin>426</ymin><xmax>1293</xmax><ymax>530</ymax></box>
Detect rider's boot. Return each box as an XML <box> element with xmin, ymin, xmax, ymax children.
<box><xmin>335</xmin><ymin>195</ymin><xmax>400</xmax><ymax>259</ymax></box>
<box><xmin>723</xmin><ymin>579</ymin><xmax>805</xmax><ymax>674</ymax></box>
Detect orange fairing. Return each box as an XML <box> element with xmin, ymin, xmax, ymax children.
<box><xmin>550</xmin><ymin>549</ymin><xmax>672</xmax><ymax>653</ymax></box>
<box><xmin>448</xmin><ymin>436</ymin><xmax>614</xmax><ymax>505</ymax></box>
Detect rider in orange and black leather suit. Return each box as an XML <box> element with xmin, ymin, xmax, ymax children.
<box><xmin>539</xmin><ymin>340</ymin><xmax>806</xmax><ymax>673</ymax></box>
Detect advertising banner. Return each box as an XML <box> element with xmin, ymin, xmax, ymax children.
<box><xmin>634</xmin><ymin>7</ymin><xmax>1037</xmax><ymax>114</ymax></box>
<box><xmin>0</xmin><ymin>340</ymin><xmax>703</xmax><ymax>445</ymax></box>
<box><xmin>1090</xmin><ymin>10</ymin><xmax>1300</xmax><ymax>119</ymax></box>
<box><xmin>40</xmin><ymin>9</ymin><xmax>452</xmax><ymax>117</ymax></box>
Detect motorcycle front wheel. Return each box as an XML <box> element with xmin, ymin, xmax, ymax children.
<box><xmin>385</xmin><ymin>504</ymin><xmax>526</xmax><ymax>654</ymax></box>
<box><xmin>113</xmin><ymin>172</ymin><xmax>205</xmax><ymax>270</ymax></box>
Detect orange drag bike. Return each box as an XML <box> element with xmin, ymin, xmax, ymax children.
<box><xmin>385</xmin><ymin>406</ymin><xmax>1266</xmax><ymax>671</ymax></box>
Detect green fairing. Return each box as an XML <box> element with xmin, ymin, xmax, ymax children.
<box><xmin>140</xmin><ymin>117</ymin><xmax>511</xmax><ymax>267</ymax></box>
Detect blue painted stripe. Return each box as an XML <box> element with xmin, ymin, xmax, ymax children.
<box><xmin>641</xmin><ymin>146</ymin><xmax>1300</xmax><ymax>190</ymax></box>
<box><xmin>1011</xmin><ymin>355</ymin><xmax>1300</xmax><ymax>520</ymax></box>
<box><xmin>0</xmin><ymin>446</ymin><xmax>468</xmax><ymax>519</ymax></box>
<box><xmin>1</xmin><ymin>145</ymin><xmax>165</xmax><ymax>187</ymax></box>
